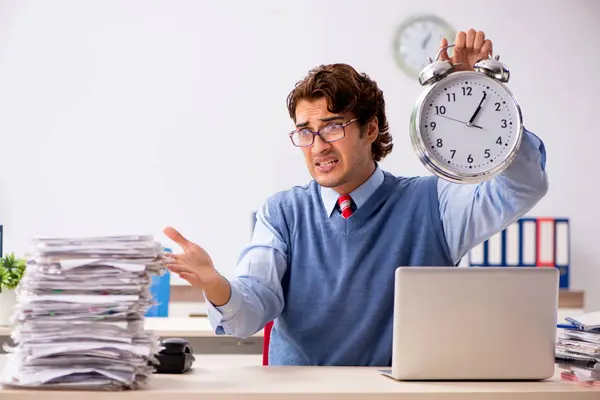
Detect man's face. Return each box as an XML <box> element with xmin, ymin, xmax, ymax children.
<box><xmin>293</xmin><ymin>97</ymin><xmax>376</xmax><ymax>193</ymax></box>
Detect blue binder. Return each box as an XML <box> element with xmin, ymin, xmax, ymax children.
<box><xmin>518</xmin><ymin>218</ymin><xmax>537</xmax><ymax>267</ymax></box>
<box><xmin>145</xmin><ymin>247</ymin><xmax>171</xmax><ymax>317</ymax></box>
<box><xmin>554</xmin><ymin>219</ymin><xmax>570</xmax><ymax>289</ymax></box>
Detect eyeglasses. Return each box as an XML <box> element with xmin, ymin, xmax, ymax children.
<box><xmin>289</xmin><ymin>118</ymin><xmax>358</xmax><ymax>147</ymax></box>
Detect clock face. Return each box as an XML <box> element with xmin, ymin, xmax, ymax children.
<box><xmin>412</xmin><ymin>71</ymin><xmax>523</xmax><ymax>181</ymax></box>
<box><xmin>393</xmin><ymin>15</ymin><xmax>455</xmax><ymax>77</ymax></box>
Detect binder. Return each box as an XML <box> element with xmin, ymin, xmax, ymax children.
<box><xmin>467</xmin><ymin>217</ymin><xmax>570</xmax><ymax>289</ymax></box>
<box><xmin>519</xmin><ymin>218</ymin><xmax>537</xmax><ymax>266</ymax></box>
<box><xmin>505</xmin><ymin>223</ymin><xmax>520</xmax><ymax>266</ymax></box>
<box><xmin>486</xmin><ymin>232</ymin><xmax>503</xmax><ymax>265</ymax></box>
<box><xmin>536</xmin><ymin>218</ymin><xmax>555</xmax><ymax>267</ymax></box>
<box><xmin>554</xmin><ymin>219</ymin><xmax>570</xmax><ymax>289</ymax></box>
<box><xmin>145</xmin><ymin>248</ymin><xmax>172</xmax><ymax>317</ymax></box>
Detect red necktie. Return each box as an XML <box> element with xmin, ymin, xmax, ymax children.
<box><xmin>337</xmin><ymin>194</ymin><xmax>353</xmax><ymax>219</ymax></box>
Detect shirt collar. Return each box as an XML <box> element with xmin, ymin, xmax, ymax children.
<box><xmin>320</xmin><ymin>164</ymin><xmax>385</xmax><ymax>217</ymax></box>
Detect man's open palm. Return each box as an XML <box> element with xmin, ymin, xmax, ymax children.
<box><xmin>163</xmin><ymin>226</ymin><xmax>220</xmax><ymax>290</ymax></box>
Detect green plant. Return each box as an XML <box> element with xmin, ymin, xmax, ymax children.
<box><xmin>0</xmin><ymin>253</ymin><xmax>26</xmax><ymax>292</ymax></box>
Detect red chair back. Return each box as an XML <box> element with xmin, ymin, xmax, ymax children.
<box><xmin>262</xmin><ymin>320</ymin><xmax>274</xmax><ymax>365</ymax></box>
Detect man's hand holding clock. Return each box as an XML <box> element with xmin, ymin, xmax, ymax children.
<box><xmin>434</xmin><ymin>29</ymin><xmax>493</xmax><ymax>129</ymax></box>
<box><xmin>438</xmin><ymin>29</ymin><xmax>493</xmax><ymax>72</ymax></box>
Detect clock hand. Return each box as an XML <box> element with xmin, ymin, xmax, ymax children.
<box><xmin>421</xmin><ymin>32</ymin><xmax>432</xmax><ymax>49</ymax></box>
<box><xmin>437</xmin><ymin>114</ymin><xmax>483</xmax><ymax>129</ymax></box>
<box><xmin>467</xmin><ymin>91</ymin><xmax>487</xmax><ymax>127</ymax></box>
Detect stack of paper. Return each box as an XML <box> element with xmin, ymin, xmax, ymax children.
<box><xmin>555</xmin><ymin>311</ymin><xmax>600</xmax><ymax>386</ymax></box>
<box><xmin>0</xmin><ymin>235</ymin><xmax>167</xmax><ymax>391</ymax></box>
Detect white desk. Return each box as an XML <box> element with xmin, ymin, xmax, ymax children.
<box><xmin>0</xmin><ymin>354</ymin><xmax>597</xmax><ymax>399</ymax></box>
<box><xmin>0</xmin><ymin>318</ymin><xmax>264</xmax><ymax>355</ymax></box>
<box><xmin>144</xmin><ymin>317</ymin><xmax>263</xmax><ymax>337</ymax></box>
<box><xmin>0</xmin><ymin>317</ymin><xmax>263</xmax><ymax>338</ymax></box>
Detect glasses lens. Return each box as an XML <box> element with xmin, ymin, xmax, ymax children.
<box><xmin>320</xmin><ymin>124</ymin><xmax>344</xmax><ymax>142</ymax></box>
<box><xmin>291</xmin><ymin>130</ymin><xmax>313</xmax><ymax>146</ymax></box>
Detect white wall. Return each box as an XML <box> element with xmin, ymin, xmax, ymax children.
<box><xmin>0</xmin><ymin>0</ymin><xmax>599</xmax><ymax>310</ymax></box>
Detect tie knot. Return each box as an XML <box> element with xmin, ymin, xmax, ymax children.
<box><xmin>337</xmin><ymin>194</ymin><xmax>353</xmax><ymax>219</ymax></box>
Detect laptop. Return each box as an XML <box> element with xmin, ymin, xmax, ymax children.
<box><xmin>385</xmin><ymin>266</ymin><xmax>559</xmax><ymax>381</ymax></box>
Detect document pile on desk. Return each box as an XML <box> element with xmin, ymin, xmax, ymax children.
<box><xmin>0</xmin><ymin>235</ymin><xmax>167</xmax><ymax>391</ymax></box>
<box><xmin>555</xmin><ymin>311</ymin><xmax>600</xmax><ymax>386</ymax></box>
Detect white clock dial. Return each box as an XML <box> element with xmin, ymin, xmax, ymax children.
<box><xmin>393</xmin><ymin>15</ymin><xmax>455</xmax><ymax>77</ymax></box>
<box><xmin>412</xmin><ymin>71</ymin><xmax>523</xmax><ymax>182</ymax></box>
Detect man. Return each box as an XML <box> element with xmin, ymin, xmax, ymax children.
<box><xmin>164</xmin><ymin>29</ymin><xmax>548</xmax><ymax>366</ymax></box>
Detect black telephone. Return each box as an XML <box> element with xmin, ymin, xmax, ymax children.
<box><xmin>155</xmin><ymin>338</ymin><xmax>196</xmax><ymax>374</ymax></box>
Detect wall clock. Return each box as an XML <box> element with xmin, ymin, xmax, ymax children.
<box><xmin>392</xmin><ymin>15</ymin><xmax>456</xmax><ymax>78</ymax></box>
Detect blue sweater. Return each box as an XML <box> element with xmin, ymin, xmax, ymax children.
<box><xmin>269</xmin><ymin>173</ymin><xmax>452</xmax><ymax>365</ymax></box>
<box><xmin>207</xmin><ymin>129</ymin><xmax>549</xmax><ymax>366</ymax></box>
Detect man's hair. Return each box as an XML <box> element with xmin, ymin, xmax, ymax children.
<box><xmin>286</xmin><ymin>63</ymin><xmax>393</xmax><ymax>162</ymax></box>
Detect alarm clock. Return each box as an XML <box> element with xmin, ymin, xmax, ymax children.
<box><xmin>409</xmin><ymin>44</ymin><xmax>523</xmax><ymax>184</ymax></box>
